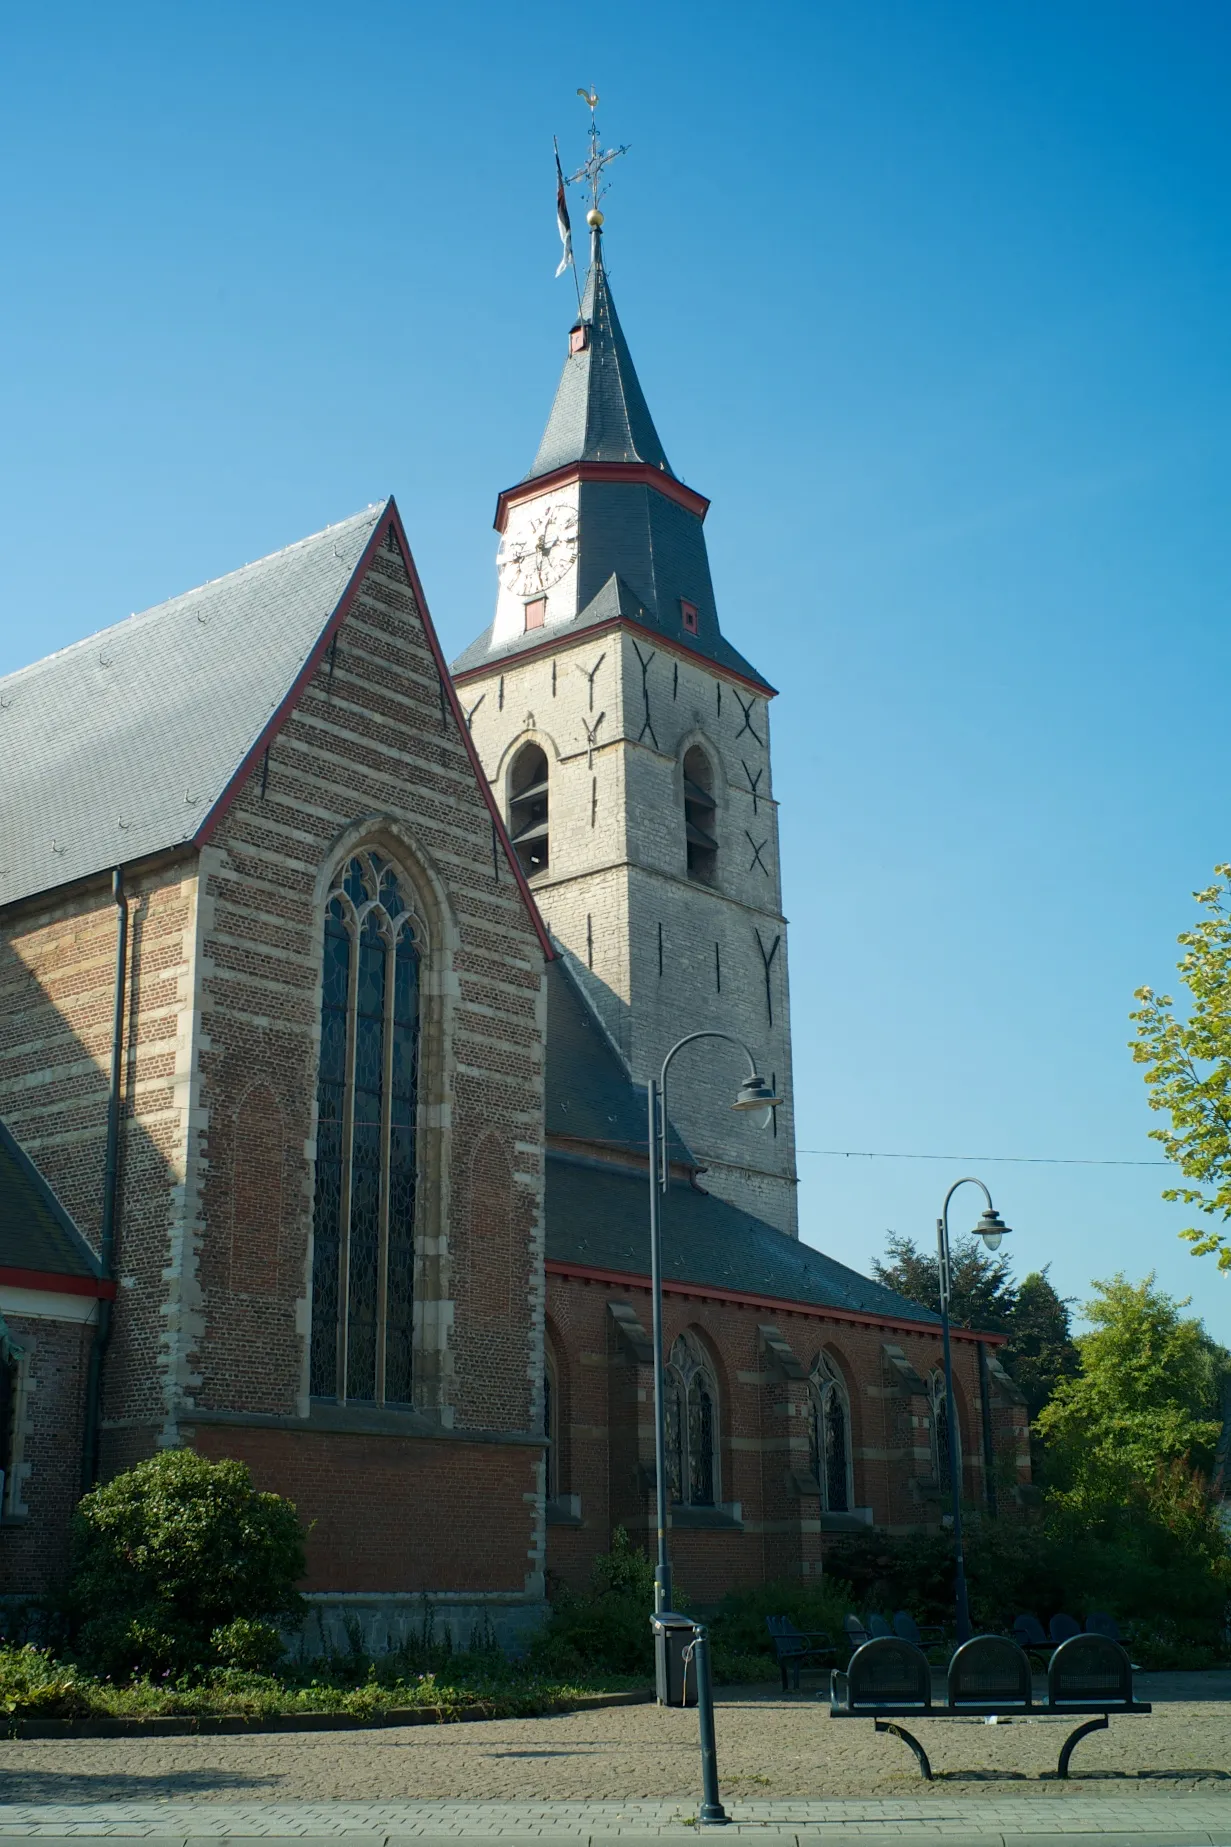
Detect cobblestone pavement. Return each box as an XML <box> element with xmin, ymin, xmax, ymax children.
<box><xmin>0</xmin><ymin>1677</ymin><xmax>1227</xmax><ymax>1838</ymax></box>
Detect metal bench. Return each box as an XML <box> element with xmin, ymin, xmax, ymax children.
<box><xmin>765</xmin><ymin>1615</ymin><xmax>835</xmax><ymax>1691</ymax></box>
<box><xmin>829</xmin><ymin>1633</ymin><xmax>1150</xmax><ymax>1780</ymax></box>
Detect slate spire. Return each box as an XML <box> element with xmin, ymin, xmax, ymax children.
<box><xmin>526</xmin><ymin>228</ymin><xmax>673</xmax><ymax>482</ymax></box>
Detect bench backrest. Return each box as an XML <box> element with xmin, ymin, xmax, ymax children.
<box><xmin>1050</xmin><ymin>1611</ymin><xmax>1082</xmax><ymax>1644</ymax></box>
<box><xmin>1013</xmin><ymin>1612</ymin><xmax>1049</xmax><ymax>1648</ymax></box>
<box><xmin>846</xmin><ymin>1637</ymin><xmax>932</xmax><ymax>1710</ymax></box>
<box><xmin>1085</xmin><ymin>1611</ymin><xmax>1120</xmax><ymax>1643</ymax></box>
<box><xmin>766</xmin><ymin>1615</ymin><xmax>804</xmax><ymax>1648</ymax></box>
<box><xmin>1047</xmin><ymin>1633</ymin><xmax>1135</xmax><ymax>1708</ymax></box>
<box><xmin>948</xmin><ymin>1634</ymin><xmax>1032</xmax><ymax>1709</ymax></box>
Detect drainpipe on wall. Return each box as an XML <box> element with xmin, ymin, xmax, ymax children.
<box><xmin>81</xmin><ymin>867</ymin><xmax>127</xmax><ymax>1493</ymax></box>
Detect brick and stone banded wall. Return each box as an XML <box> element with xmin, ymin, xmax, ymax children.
<box><xmin>544</xmin><ymin>1271</ymin><xmax>1022</xmax><ymax>1601</ymax></box>
<box><xmin>0</xmin><ymin>1311</ymin><xmax>92</xmax><ymax>1596</ymax></box>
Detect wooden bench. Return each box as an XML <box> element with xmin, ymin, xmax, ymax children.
<box><xmin>829</xmin><ymin>1633</ymin><xmax>1150</xmax><ymax>1779</ymax></box>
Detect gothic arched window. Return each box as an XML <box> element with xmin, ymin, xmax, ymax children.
<box><xmin>665</xmin><ymin>1332</ymin><xmax>719</xmax><ymax>1507</ymax></box>
<box><xmin>682</xmin><ymin>746</ymin><xmax>717</xmax><ymax>884</ymax></box>
<box><xmin>544</xmin><ymin>1343</ymin><xmax>559</xmax><ymax>1502</ymax></box>
<box><xmin>809</xmin><ymin>1352</ymin><xmax>852</xmax><ymax>1513</ymax></box>
<box><xmin>310</xmin><ymin>850</ymin><xmax>421</xmax><ymax>1406</ymax></box>
<box><xmin>928</xmin><ymin>1368</ymin><xmax>961</xmax><ymax>1495</ymax></box>
<box><xmin>509</xmin><ymin>743</ymin><xmax>549</xmax><ymax>879</ymax></box>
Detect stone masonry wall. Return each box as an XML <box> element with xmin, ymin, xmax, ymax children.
<box><xmin>460</xmin><ymin>625</ymin><xmax>798</xmax><ymax>1237</ymax></box>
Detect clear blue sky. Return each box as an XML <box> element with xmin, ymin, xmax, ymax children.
<box><xmin>3</xmin><ymin>2</ymin><xmax>1230</xmax><ymax>1340</ymax></box>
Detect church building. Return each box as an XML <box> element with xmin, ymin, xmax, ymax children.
<box><xmin>0</xmin><ymin>211</ymin><xmax>1029</xmax><ymax>1643</ymax></box>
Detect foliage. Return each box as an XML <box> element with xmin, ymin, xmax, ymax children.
<box><xmin>531</xmin><ymin>1528</ymin><xmax>660</xmax><ymax>1678</ymax></box>
<box><xmin>67</xmin><ymin>1449</ymin><xmax>307</xmax><ymax>1680</ymax></box>
<box><xmin>0</xmin><ymin>1640</ymin><xmax>642</xmax><ymax>1730</ymax></box>
<box><xmin>1132</xmin><ymin>862</ymin><xmax>1231</xmax><ymax>1271</ymax></box>
<box><xmin>873</xmin><ymin>1232</ymin><xmax>1079</xmax><ymax>1434</ymax></box>
<box><xmin>1036</xmin><ymin>1274</ymin><xmax>1226</xmax><ymax>1511</ymax></box>
<box><xmin>705</xmin><ymin>1576</ymin><xmax>857</xmax><ymax>1664</ymax></box>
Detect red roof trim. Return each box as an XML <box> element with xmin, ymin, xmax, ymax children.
<box><xmin>0</xmin><ymin>1267</ymin><xmax>115</xmax><ymax>1300</ymax></box>
<box><xmin>453</xmin><ymin>614</ymin><xmax>777</xmax><ymax>700</ymax></box>
<box><xmin>545</xmin><ymin>1258</ymin><xmax>1005</xmax><ymax>1345</ymax></box>
<box><xmin>494</xmin><ymin>462</ymin><xmax>710</xmax><ymax>533</ymax></box>
<box><xmin>194</xmin><ymin>499</ymin><xmax>554</xmax><ymax>961</ymax></box>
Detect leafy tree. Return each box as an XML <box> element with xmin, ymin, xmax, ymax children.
<box><xmin>1009</xmin><ymin>1268</ymin><xmax>1080</xmax><ymax>1421</ymax></box>
<box><xmin>873</xmin><ymin>1231</ymin><xmax>1017</xmax><ymax>1333</ymax></box>
<box><xmin>1035</xmin><ymin>1273</ymin><xmax>1225</xmax><ymax>1513</ymax></box>
<box><xmin>1132</xmin><ymin>862</ymin><xmax>1231</xmax><ymax>1272</ymax></box>
<box><xmin>69</xmin><ymin>1449</ymin><xmax>306</xmax><ymax>1679</ymax></box>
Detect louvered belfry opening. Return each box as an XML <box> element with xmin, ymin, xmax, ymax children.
<box><xmin>509</xmin><ymin>742</ymin><xmax>550</xmax><ymax>879</ymax></box>
<box><xmin>683</xmin><ymin>745</ymin><xmax>717</xmax><ymax>884</ymax></box>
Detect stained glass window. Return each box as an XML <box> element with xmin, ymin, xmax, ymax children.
<box><xmin>309</xmin><ymin>851</ymin><xmax>421</xmax><ymax>1406</ymax></box>
<box><xmin>665</xmin><ymin>1333</ymin><xmax>719</xmax><ymax>1508</ymax></box>
<box><xmin>810</xmin><ymin>1354</ymin><xmax>852</xmax><ymax>1513</ymax></box>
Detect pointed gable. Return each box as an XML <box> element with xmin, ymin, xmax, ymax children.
<box><xmin>0</xmin><ymin>508</ymin><xmax>385</xmax><ymax>907</ymax></box>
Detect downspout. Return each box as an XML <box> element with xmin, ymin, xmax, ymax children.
<box><xmin>977</xmin><ymin>1339</ymin><xmax>998</xmax><ymax>1518</ymax></box>
<box><xmin>81</xmin><ymin>868</ymin><xmax>127</xmax><ymax>1491</ymax></box>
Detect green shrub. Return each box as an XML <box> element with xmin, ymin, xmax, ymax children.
<box><xmin>68</xmin><ymin>1449</ymin><xmax>306</xmax><ymax>1680</ymax></box>
<box><xmin>707</xmin><ymin>1576</ymin><xmax>857</xmax><ymax>1663</ymax></box>
<box><xmin>0</xmin><ymin>1644</ymin><xmax>91</xmax><ymax>1722</ymax></box>
<box><xmin>531</xmin><ymin>1530</ymin><xmax>658</xmax><ymax>1677</ymax></box>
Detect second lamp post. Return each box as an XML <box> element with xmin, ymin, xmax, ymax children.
<box><xmin>936</xmin><ymin>1176</ymin><xmax>1011</xmax><ymax>1644</ymax></box>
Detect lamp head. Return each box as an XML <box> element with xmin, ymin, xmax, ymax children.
<box><xmin>732</xmin><ymin>1073</ymin><xmax>782</xmax><ymax>1133</ymax></box>
<box><xmin>974</xmin><ymin>1206</ymin><xmax>1011</xmax><ymax>1252</ymax></box>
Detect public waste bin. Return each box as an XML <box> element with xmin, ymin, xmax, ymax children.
<box><xmin>651</xmin><ymin>1609</ymin><xmax>698</xmax><ymax>1707</ymax></box>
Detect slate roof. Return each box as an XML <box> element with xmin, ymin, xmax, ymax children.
<box><xmin>528</xmin><ymin>232</ymin><xmax>673</xmax><ymax>481</ymax></box>
<box><xmin>0</xmin><ymin>1117</ymin><xmax>101</xmax><ymax>1281</ymax></box>
<box><xmin>546</xmin><ymin>1153</ymin><xmax>940</xmax><ymax>1328</ymax></box>
<box><xmin>0</xmin><ymin>505</ymin><xmax>385</xmax><ymax>908</ymax></box>
<box><xmin>546</xmin><ymin>955</ymin><xmax>690</xmax><ymax>1167</ymax></box>
<box><xmin>543</xmin><ymin>959</ymin><xmax>939</xmax><ymax>1329</ymax></box>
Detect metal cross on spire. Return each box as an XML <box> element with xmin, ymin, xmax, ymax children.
<box><xmin>570</xmin><ymin>87</ymin><xmax>629</xmax><ymax>225</ymax></box>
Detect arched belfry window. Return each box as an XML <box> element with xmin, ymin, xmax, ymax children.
<box><xmin>928</xmin><ymin>1368</ymin><xmax>961</xmax><ymax>1494</ymax></box>
<box><xmin>310</xmin><ymin>850</ymin><xmax>421</xmax><ymax>1406</ymax></box>
<box><xmin>682</xmin><ymin>746</ymin><xmax>717</xmax><ymax>884</ymax></box>
<box><xmin>509</xmin><ymin>743</ymin><xmax>549</xmax><ymax>879</ymax></box>
<box><xmin>665</xmin><ymin>1332</ymin><xmax>720</xmax><ymax>1507</ymax></box>
<box><xmin>810</xmin><ymin>1352</ymin><xmax>853</xmax><ymax>1514</ymax></box>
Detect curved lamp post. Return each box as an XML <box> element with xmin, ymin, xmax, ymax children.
<box><xmin>937</xmin><ymin>1177</ymin><xmax>1011</xmax><ymax>1644</ymax></box>
<box><xmin>647</xmin><ymin>1032</ymin><xmax>781</xmax><ymax>1614</ymax></box>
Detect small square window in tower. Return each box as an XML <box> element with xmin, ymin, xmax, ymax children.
<box><xmin>509</xmin><ymin>742</ymin><xmax>550</xmax><ymax>878</ymax></box>
<box><xmin>524</xmin><ymin>596</ymin><xmax>547</xmax><ymax>631</ymax></box>
<box><xmin>682</xmin><ymin>745</ymin><xmax>718</xmax><ymax>884</ymax></box>
<box><xmin>569</xmin><ymin>324</ymin><xmax>589</xmax><ymax>355</ymax></box>
<box><xmin>680</xmin><ymin>598</ymin><xmax>699</xmax><ymax>635</ymax></box>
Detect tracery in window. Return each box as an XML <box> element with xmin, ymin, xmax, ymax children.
<box><xmin>809</xmin><ymin>1352</ymin><xmax>852</xmax><ymax>1513</ymax></box>
<box><xmin>509</xmin><ymin>743</ymin><xmax>550</xmax><ymax>879</ymax></box>
<box><xmin>665</xmin><ymin>1331</ymin><xmax>719</xmax><ymax>1507</ymax></box>
<box><xmin>310</xmin><ymin>850</ymin><xmax>421</xmax><ymax>1405</ymax></box>
<box><xmin>928</xmin><ymin>1368</ymin><xmax>961</xmax><ymax>1495</ymax></box>
<box><xmin>682</xmin><ymin>746</ymin><xmax>717</xmax><ymax>884</ymax></box>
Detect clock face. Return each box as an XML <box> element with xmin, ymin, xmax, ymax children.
<box><xmin>497</xmin><ymin>501</ymin><xmax>579</xmax><ymax>597</ymax></box>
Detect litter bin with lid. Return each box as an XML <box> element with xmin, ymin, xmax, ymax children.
<box><xmin>651</xmin><ymin>1609</ymin><xmax>698</xmax><ymax>1707</ymax></box>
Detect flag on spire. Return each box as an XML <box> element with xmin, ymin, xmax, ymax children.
<box><xmin>553</xmin><ymin>140</ymin><xmax>573</xmax><ymax>277</ymax></box>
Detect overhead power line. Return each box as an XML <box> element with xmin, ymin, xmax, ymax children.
<box><xmin>797</xmin><ymin>1148</ymin><xmax>1171</xmax><ymax>1168</ymax></box>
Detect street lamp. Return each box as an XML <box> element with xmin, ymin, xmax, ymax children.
<box><xmin>645</xmin><ymin>1031</ymin><xmax>781</xmax><ymax>1830</ymax></box>
<box><xmin>646</xmin><ymin>1034</ymin><xmax>781</xmax><ymax>1614</ymax></box>
<box><xmin>937</xmin><ymin>1178</ymin><xmax>1012</xmax><ymax>1644</ymax></box>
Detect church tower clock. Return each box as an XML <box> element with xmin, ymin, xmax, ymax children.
<box><xmin>452</xmin><ymin>219</ymin><xmax>798</xmax><ymax>1237</ymax></box>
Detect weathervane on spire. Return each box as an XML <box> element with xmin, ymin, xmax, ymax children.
<box><xmin>570</xmin><ymin>87</ymin><xmax>628</xmax><ymax>228</ymax></box>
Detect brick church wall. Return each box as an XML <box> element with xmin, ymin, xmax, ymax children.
<box><xmin>545</xmin><ymin>1269</ymin><xmax>1028</xmax><ymax>1600</ymax></box>
<box><xmin>0</xmin><ymin>862</ymin><xmax>200</xmax><ymax>1477</ymax></box>
<box><xmin>0</xmin><ymin>1311</ymin><xmax>92</xmax><ymax>1595</ymax></box>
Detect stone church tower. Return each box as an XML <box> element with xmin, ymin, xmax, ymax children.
<box><xmin>453</xmin><ymin>225</ymin><xmax>798</xmax><ymax>1237</ymax></box>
